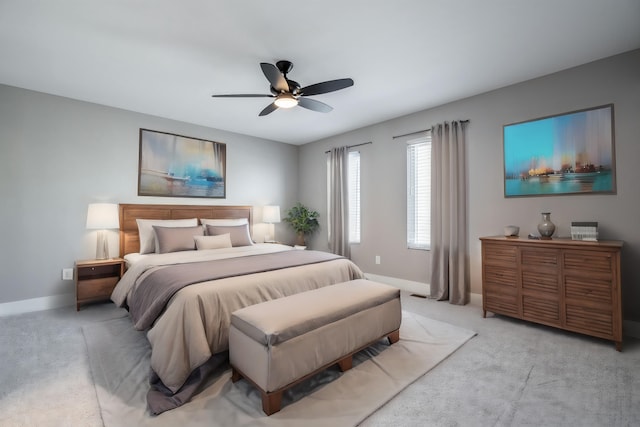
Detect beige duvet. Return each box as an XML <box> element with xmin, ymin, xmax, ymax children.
<box><xmin>111</xmin><ymin>244</ymin><xmax>365</xmax><ymax>393</ymax></box>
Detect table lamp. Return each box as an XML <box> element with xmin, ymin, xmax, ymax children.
<box><xmin>86</xmin><ymin>203</ymin><xmax>119</xmax><ymax>259</ymax></box>
<box><xmin>262</xmin><ymin>205</ymin><xmax>281</xmax><ymax>243</ymax></box>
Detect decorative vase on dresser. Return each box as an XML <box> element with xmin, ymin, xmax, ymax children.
<box><xmin>537</xmin><ymin>212</ymin><xmax>556</xmax><ymax>239</ymax></box>
<box><xmin>480</xmin><ymin>236</ymin><xmax>623</xmax><ymax>351</ymax></box>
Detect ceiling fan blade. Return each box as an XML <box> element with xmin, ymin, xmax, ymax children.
<box><xmin>300</xmin><ymin>78</ymin><xmax>354</xmax><ymax>96</ymax></box>
<box><xmin>260</xmin><ymin>63</ymin><xmax>289</xmax><ymax>93</ymax></box>
<box><xmin>211</xmin><ymin>94</ymin><xmax>273</xmax><ymax>98</ymax></box>
<box><xmin>259</xmin><ymin>102</ymin><xmax>279</xmax><ymax>116</ymax></box>
<box><xmin>298</xmin><ymin>97</ymin><xmax>333</xmax><ymax>113</ymax></box>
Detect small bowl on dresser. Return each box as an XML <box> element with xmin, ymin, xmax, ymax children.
<box><xmin>504</xmin><ymin>225</ymin><xmax>520</xmax><ymax>237</ymax></box>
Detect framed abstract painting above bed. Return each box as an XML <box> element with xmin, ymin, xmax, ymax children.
<box><xmin>112</xmin><ymin>203</ymin><xmax>365</xmax><ymax>414</ymax></box>
<box><xmin>138</xmin><ymin>129</ymin><xmax>226</xmax><ymax>198</ymax></box>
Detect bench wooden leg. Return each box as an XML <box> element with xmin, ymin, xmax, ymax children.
<box><xmin>262</xmin><ymin>390</ymin><xmax>283</xmax><ymax>415</ymax></box>
<box><xmin>337</xmin><ymin>354</ymin><xmax>353</xmax><ymax>372</ymax></box>
<box><xmin>388</xmin><ymin>329</ymin><xmax>400</xmax><ymax>345</ymax></box>
<box><xmin>231</xmin><ymin>367</ymin><xmax>242</xmax><ymax>383</ymax></box>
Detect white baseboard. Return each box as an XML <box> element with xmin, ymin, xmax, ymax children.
<box><xmin>469</xmin><ymin>292</ymin><xmax>482</xmax><ymax>307</ymax></box>
<box><xmin>365</xmin><ymin>273</ymin><xmax>485</xmax><ymax>305</ymax></box>
<box><xmin>0</xmin><ymin>293</ymin><xmax>75</xmax><ymax>317</ymax></box>
<box><xmin>364</xmin><ymin>273</ymin><xmax>430</xmax><ymax>296</ymax></box>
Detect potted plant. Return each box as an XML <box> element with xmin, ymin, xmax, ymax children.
<box><xmin>283</xmin><ymin>203</ymin><xmax>320</xmax><ymax>246</ymax></box>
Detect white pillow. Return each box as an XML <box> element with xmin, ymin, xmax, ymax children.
<box><xmin>136</xmin><ymin>218</ymin><xmax>198</xmax><ymax>254</ymax></box>
<box><xmin>194</xmin><ymin>234</ymin><xmax>233</xmax><ymax>250</ymax></box>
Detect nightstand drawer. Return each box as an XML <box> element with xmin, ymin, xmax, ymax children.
<box><xmin>77</xmin><ymin>277</ymin><xmax>119</xmax><ymax>300</ymax></box>
<box><xmin>77</xmin><ymin>263</ymin><xmax>121</xmax><ymax>280</ymax></box>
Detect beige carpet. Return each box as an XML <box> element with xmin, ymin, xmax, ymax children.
<box><xmin>83</xmin><ymin>311</ymin><xmax>475</xmax><ymax>427</ymax></box>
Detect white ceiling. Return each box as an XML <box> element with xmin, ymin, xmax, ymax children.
<box><xmin>1</xmin><ymin>1</ymin><xmax>639</xmax><ymax>145</ymax></box>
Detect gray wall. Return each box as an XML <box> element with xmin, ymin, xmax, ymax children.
<box><xmin>2</xmin><ymin>49</ymin><xmax>638</xmax><ymax>320</ymax></box>
<box><xmin>298</xmin><ymin>49</ymin><xmax>640</xmax><ymax>321</ymax></box>
<box><xmin>0</xmin><ymin>84</ymin><xmax>298</xmax><ymax>304</ymax></box>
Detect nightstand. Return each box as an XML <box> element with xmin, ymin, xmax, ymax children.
<box><xmin>75</xmin><ymin>258</ymin><xmax>124</xmax><ymax>311</ymax></box>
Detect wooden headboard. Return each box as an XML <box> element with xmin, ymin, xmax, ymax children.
<box><xmin>119</xmin><ymin>203</ymin><xmax>253</xmax><ymax>257</ymax></box>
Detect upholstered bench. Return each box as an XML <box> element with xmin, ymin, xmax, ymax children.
<box><xmin>229</xmin><ymin>279</ymin><xmax>401</xmax><ymax>415</ymax></box>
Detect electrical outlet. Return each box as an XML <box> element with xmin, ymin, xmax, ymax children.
<box><xmin>375</xmin><ymin>255</ymin><xmax>381</xmax><ymax>265</ymax></box>
<box><xmin>62</xmin><ymin>268</ymin><xmax>74</xmax><ymax>281</ymax></box>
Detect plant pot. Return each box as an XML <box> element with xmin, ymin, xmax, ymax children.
<box><xmin>295</xmin><ymin>232</ymin><xmax>306</xmax><ymax>246</ymax></box>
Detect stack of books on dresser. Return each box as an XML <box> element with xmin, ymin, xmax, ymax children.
<box><xmin>571</xmin><ymin>221</ymin><xmax>598</xmax><ymax>241</ymax></box>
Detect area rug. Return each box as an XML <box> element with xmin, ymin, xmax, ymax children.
<box><xmin>83</xmin><ymin>311</ymin><xmax>475</xmax><ymax>427</ymax></box>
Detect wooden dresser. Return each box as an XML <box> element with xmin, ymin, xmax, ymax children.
<box><xmin>480</xmin><ymin>236</ymin><xmax>623</xmax><ymax>350</ymax></box>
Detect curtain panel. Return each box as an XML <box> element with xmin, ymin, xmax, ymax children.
<box><xmin>430</xmin><ymin>121</ymin><xmax>469</xmax><ymax>304</ymax></box>
<box><xmin>328</xmin><ymin>146</ymin><xmax>351</xmax><ymax>258</ymax></box>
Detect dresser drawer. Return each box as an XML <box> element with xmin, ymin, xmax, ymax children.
<box><xmin>522</xmin><ymin>270</ymin><xmax>559</xmax><ymax>295</ymax></box>
<box><xmin>483</xmin><ymin>244</ymin><xmax>517</xmax><ymax>266</ymax></box>
<box><xmin>523</xmin><ymin>295</ymin><xmax>560</xmax><ymax>326</ymax></box>
<box><xmin>564</xmin><ymin>274</ymin><xmax>613</xmax><ymax>305</ymax></box>
<box><xmin>484</xmin><ymin>291</ymin><xmax>519</xmax><ymax>317</ymax></box>
<box><xmin>563</xmin><ymin>251</ymin><xmax>613</xmax><ymax>275</ymax></box>
<box><xmin>484</xmin><ymin>265</ymin><xmax>517</xmax><ymax>288</ymax></box>
<box><xmin>484</xmin><ymin>265</ymin><xmax>519</xmax><ymax>317</ymax></box>
<box><xmin>566</xmin><ymin>304</ymin><xmax>613</xmax><ymax>339</ymax></box>
<box><xmin>521</xmin><ymin>248</ymin><xmax>560</xmax><ymax>270</ymax></box>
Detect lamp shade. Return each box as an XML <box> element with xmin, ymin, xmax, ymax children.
<box><xmin>86</xmin><ymin>203</ymin><xmax>119</xmax><ymax>229</ymax></box>
<box><xmin>262</xmin><ymin>205</ymin><xmax>281</xmax><ymax>224</ymax></box>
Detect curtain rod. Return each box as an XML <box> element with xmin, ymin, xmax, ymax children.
<box><xmin>325</xmin><ymin>141</ymin><xmax>372</xmax><ymax>154</ymax></box>
<box><xmin>392</xmin><ymin>120</ymin><xmax>470</xmax><ymax>139</ymax></box>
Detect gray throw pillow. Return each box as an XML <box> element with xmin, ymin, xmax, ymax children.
<box><xmin>153</xmin><ymin>225</ymin><xmax>204</xmax><ymax>254</ymax></box>
<box><xmin>205</xmin><ymin>224</ymin><xmax>254</xmax><ymax>247</ymax></box>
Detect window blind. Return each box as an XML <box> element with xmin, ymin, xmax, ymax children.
<box><xmin>348</xmin><ymin>150</ymin><xmax>361</xmax><ymax>243</ymax></box>
<box><xmin>407</xmin><ymin>135</ymin><xmax>431</xmax><ymax>250</ymax></box>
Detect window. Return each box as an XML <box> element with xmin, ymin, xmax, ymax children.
<box><xmin>407</xmin><ymin>135</ymin><xmax>431</xmax><ymax>250</ymax></box>
<box><xmin>348</xmin><ymin>151</ymin><xmax>361</xmax><ymax>243</ymax></box>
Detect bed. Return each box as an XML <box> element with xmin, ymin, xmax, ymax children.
<box><xmin>111</xmin><ymin>203</ymin><xmax>365</xmax><ymax>413</ymax></box>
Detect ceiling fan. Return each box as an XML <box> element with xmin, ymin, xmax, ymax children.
<box><xmin>211</xmin><ymin>60</ymin><xmax>354</xmax><ymax>116</ymax></box>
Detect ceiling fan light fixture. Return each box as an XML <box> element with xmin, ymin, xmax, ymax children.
<box><xmin>211</xmin><ymin>61</ymin><xmax>352</xmax><ymax>116</ymax></box>
<box><xmin>274</xmin><ymin>93</ymin><xmax>298</xmax><ymax>109</ymax></box>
